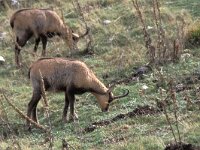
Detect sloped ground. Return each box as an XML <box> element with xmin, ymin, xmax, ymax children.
<box><xmin>0</xmin><ymin>0</ymin><xmax>200</xmax><ymax>149</ymax></box>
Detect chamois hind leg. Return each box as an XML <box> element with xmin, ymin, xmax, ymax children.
<box><xmin>15</xmin><ymin>36</ymin><xmax>27</xmax><ymax>67</ymax></box>
<box><xmin>62</xmin><ymin>91</ymin><xmax>70</xmax><ymax>123</ymax></box>
<box><xmin>68</xmin><ymin>93</ymin><xmax>78</xmax><ymax>122</ymax></box>
<box><xmin>33</xmin><ymin>37</ymin><xmax>40</xmax><ymax>55</ymax></box>
<box><xmin>15</xmin><ymin>45</ymin><xmax>21</xmax><ymax>67</ymax></box>
<box><xmin>27</xmin><ymin>89</ymin><xmax>42</xmax><ymax>128</ymax></box>
<box><xmin>31</xmin><ymin>92</ymin><xmax>42</xmax><ymax>123</ymax></box>
<box><xmin>41</xmin><ymin>35</ymin><xmax>47</xmax><ymax>56</ymax></box>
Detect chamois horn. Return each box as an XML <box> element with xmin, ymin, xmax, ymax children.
<box><xmin>112</xmin><ymin>89</ymin><xmax>129</xmax><ymax>100</ymax></box>
<box><xmin>77</xmin><ymin>27</ymin><xmax>90</xmax><ymax>39</ymax></box>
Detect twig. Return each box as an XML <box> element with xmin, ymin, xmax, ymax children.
<box><xmin>0</xmin><ymin>91</ymin><xmax>22</xmax><ymax>148</ymax></box>
<box><xmin>2</xmin><ymin>92</ymin><xmax>48</xmax><ymax>132</ymax></box>
<box><xmin>169</xmin><ymin>80</ymin><xmax>182</xmax><ymax>143</ymax></box>
<box><xmin>132</xmin><ymin>0</ymin><xmax>155</xmax><ymax>63</ymax></box>
<box><xmin>62</xmin><ymin>139</ymin><xmax>76</xmax><ymax>150</ymax></box>
<box><xmin>0</xmin><ymin>94</ymin><xmax>12</xmax><ymax>132</ymax></box>
<box><xmin>157</xmin><ymin>76</ymin><xmax>178</xmax><ymax>143</ymax></box>
<box><xmin>152</xmin><ymin>0</ymin><xmax>161</xmax><ymax>62</ymax></box>
<box><xmin>39</xmin><ymin>70</ymin><xmax>54</xmax><ymax>149</ymax></box>
<box><xmin>12</xmin><ymin>141</ymin><xmax>22</xmax><ymax>150</ymax></box>
<box><xmin>162</xmin><ymin>95</ymin><xmax>178</xmax><ymax>143</ymax></box>
<box><xmin>155</xmin><ymin>0</ymin><xmax>167</xmax><ymax>61</ymax></box>
<box><xmin>73</xmin><ymin>0</ymin><xmax>93</xmax><ymax>53</ymax></box>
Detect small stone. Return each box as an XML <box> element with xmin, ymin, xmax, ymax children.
<box><xmin>103</xmin><ymin>20</ymin><xmax>111</xmax><ymax>25</ymax></box>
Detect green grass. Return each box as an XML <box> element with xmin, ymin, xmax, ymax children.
<box><xmin>0</xmin><ymin>0</ymin><xmax>200</xmax><ymax>149</ymax></box>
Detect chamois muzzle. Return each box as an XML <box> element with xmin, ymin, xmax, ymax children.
<box><xmin>110</xmin><ymin>89</ymin><xmax>129</xmax><ymax>103</ymax></box>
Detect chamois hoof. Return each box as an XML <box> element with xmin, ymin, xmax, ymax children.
<box><xmin>69</xmin><ymin>113</ymin><xmax>78</xmax><ymax>122</ymax></box>
<box><xmin>41</xmin><ymin>52</ymin><xmax>46</xmax><ymax>57</ymax></box>
<box><xmin>16</xmin><ymin>63</ymin><xmax>22</xmax><ymax>68</ymax></box>
<box><xmin>62</xmin><ymin>118</ymin><xmax>68</xmax><ymax>123</ymax></box>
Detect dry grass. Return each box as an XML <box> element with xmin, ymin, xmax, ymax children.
<box><xmin>0</xmin><ymin>0</ymin><xmax>200</xmax><ymax>149</ymax></box>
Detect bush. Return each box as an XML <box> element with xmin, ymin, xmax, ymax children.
<box><xmin>185</xmin><ymin>21</ymin><xmax>200</xmax><ymax>48</ymax></box>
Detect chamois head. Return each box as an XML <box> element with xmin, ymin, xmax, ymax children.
<box><xmin>93</xmin><ymin>86</ymin><xmax>129</xmax><ymax>112</ymax></box>
<box><xmin>71</xmin><ymin>28</ymin><xmax>90</xmax><ymax>50</ymax></box>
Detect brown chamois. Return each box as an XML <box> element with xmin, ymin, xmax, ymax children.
<box><xmin>27</xmin><ymin>58</ymin><xmax>129</xmax><ymax>127</ymax></box>
<box><xmin>10</xmin><ymin>8</ymin><xmax>89</xmax><ymax>67</ymax></box>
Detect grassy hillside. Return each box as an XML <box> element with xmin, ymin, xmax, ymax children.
<box><xmin>0</xmin><ymin>0</ymin><xmax>200</xmax><ymax>149</ymax></box>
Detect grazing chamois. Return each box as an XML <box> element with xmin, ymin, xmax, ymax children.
<box><xmin>10</xmin><ymin>8</ymin><xmax>88</xmax><ymax>66</ymax></box>
<box><xmin>27</xmin><ymin>58</ymin><xmax>129</xmax><ymax>127</ymax></box>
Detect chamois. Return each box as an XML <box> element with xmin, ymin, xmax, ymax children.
<box><xmin>27</xmin><ymin>58</ymin><xmax>129</xmax><ymax>127</ymax></box>
<box><xmin>10</xmin><ymin>8</ymin><xmax>88</xmax><ymax>66</ymax></box>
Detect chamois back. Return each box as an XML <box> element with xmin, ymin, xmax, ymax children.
<box><xmin>29</xmin><ymin>58</ymin><xmax>108</xmax><ymax>94</ymax></box>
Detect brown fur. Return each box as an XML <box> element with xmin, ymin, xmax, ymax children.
<box><xmin>27</xmin><ymin>58</ymin><xmax>112</xmax><ymax>126</ymax></box>
<box><xmin>10</xmin><ymin>8</ymin><xmax>79</xmax><ymax>67</ymax></box>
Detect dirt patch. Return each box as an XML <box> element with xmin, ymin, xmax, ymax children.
<box><xmin>174</xmin><ymin>71</ymin><xmax>200</xmax><ymax>93</ymax></box>
<box><xmin>105</xmin><ymin>65</ymin><xmax>152</xmax><ymax>85</ymax></box>
<box><xmin>164</xmin><ymin>142</ymin><xmax>200</xmax><ymax>150</ymax></box>
<box><xmin>84</xmin><ymin>105</ymin><xmax>160</xmax><ymax>133</ymax></box>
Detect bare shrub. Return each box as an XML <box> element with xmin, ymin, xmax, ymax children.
<box><xmin>185</xmin><ymin>21</ymin><xmax>200</xmax><ymax>48</ymax></box>
<box><xmin>132</xmin><ymin>0</ymin><xmax>188</xmax><ymax>65</ymax></box>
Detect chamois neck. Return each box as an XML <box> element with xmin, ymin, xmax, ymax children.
<box><xmin>91</xmin><ymin>77</ymin><xmax>108</xmax><ymax>94</ymax></box>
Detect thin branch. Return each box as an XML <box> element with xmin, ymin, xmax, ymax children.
<box><xmin>169</xmin><ymin>80</ymin><xmax>182</xmax><ymax>143</ymax></box>
<box><xmin>2</xmin><ymin>93</ymin><xmax>47</xmax><ymax>132</ymax></box>
<box><xmin>162</xmin><ymin>95</ymin><xmax>177</xmax><ymax>143</ymax></box>
<box><xmin>39</xmin><ymin>70</ymin><xmax>54</xmax><ymax>149</ymax></box>
<box><xmin>152</xmin><ymin>0</ymin><xmax>161</xmax><ymax>61</ymax></box>
<box><xmin>0</xmin><ymin>94</ymin><xmax>12</xmax><ymax>133</ymax></box>
<box><xmin>132</xmin><ymin>0</ymin><xmax>155</xmax><ymax>63</ymax></box>
<box><xmin>155</xmin><ymin>0</ymin><xmax>167</xmax><ymax>60</ymax></box>
<box><xmin>73</xmin><ymin>0</ymin><xmax>93</xmax><ymax>53</ymax></box>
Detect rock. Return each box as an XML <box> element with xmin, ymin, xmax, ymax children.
<box><xmin>180</xmin><ymin>53</ymin><xmax>191</xmax><ymax>62</ymax></box>
<box><xmin>176</xmin><ymin>83</ymin><xmax>185</xmax><ymax>92</ymax></box>
<box><xmin>11</xmin><ymin>0</ymin><xmax>19</xmax><ymax>5</ymax></box>
<box><xmin>103</xmin><ymin>20</ymin><xmax>111</xmax><ymax>25</ymax></box>
<box><xmin>141</xmin><ymin>85</ymin><xmax>148</xmax><ymax>90</ymax></box>
<box><xmin>0</xmin><ymin>56</ymin><xmax>5</xmax><ymax>64</ymax></box>
<box><xmin>133</xmin><ymin>65</ymin><xmax>152</xmax><ymax>77</ymax></box>
<box><xmin>147</xmin><ymin>26</ymin><xmax>153</xmax><ymax>30</ymax></box>
<box><xmin>0</xmin><ymin>32</ymin><xmax>7</xmax><ymax>41</ymax></box>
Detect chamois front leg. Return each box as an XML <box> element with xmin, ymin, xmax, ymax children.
<box><xmin>33</xmin><ymin>37</ymin><xmax>40</xmax><ymax>55</ymax></box>
<box><xmin>68</xmin><ymin>93</ymin><xmax>78</xmax><ymax>122</ymax></box>
<box><xmin>41</xmin><ymin>35</ymin><xmax>47</xmax><ymax>56</ymax></box>
<box><xmin>62</xmin><ymin>91</ymin><xmax>70</xmax><ymax>123</ymax></box>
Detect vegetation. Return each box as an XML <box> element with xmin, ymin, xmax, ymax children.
<box><xmin>0</xmin><ymin>0</ymin><xmax>200</xmax><ymax>149</ymax></box>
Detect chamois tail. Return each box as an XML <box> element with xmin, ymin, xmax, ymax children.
<box><xmin>10</xmin><ymin>15</ymin><xmax>15</xmax><ymax>28</ymax></box>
